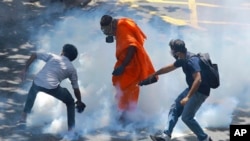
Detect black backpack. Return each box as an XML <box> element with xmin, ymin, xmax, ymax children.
<box><xmin>193</xmin><ymin>53</ymin><xmax>220</xmax><ymax>89</ymax></box>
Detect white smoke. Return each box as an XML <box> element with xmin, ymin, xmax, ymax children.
<box><xmin>23</xmin><ymin>0</ymin><xmax>250</xmax><ymax>139</ymax></box>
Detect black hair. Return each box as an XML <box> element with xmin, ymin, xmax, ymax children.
<box><xmin>169</xmin><ymin>39</ymin><xmax>175</xmax><ymax>50</ymax></box>
<box><xmin>169</xmin><ymin>39</ymin><xmax>187</xmax><ymax>53</ymax></box>
<box><xmin>62</xmin><ymin>44</ymin><xmax>78</xmax><ymax>61</ymax></box>
<box><xmin>100</xmin><ymin>15</ymin><xmax>113</xmax><ymax>26</ymax></box>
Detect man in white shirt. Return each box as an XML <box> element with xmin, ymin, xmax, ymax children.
<box><xmin>19</xmin><ymin>44</ymin><xmax>85</xmax><ymax>131</ymax></box>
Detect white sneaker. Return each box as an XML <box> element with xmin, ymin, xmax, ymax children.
<box><xmin>150</xmin><ymin>132</ymin><xmax>171</xmax><ymax>141</ymax></box>
<box><xmin>201</xmin><ymin>136</ymin><xmax>212</xmax><ymax>141</ymax></box>
<box><xmin>61</xmin><ymin>130</ymin><xmax>79</xmax><ymax>141</ymax></box>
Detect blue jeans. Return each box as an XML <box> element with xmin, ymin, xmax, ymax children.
<box><xmin>164</xmin><ymin>88</ymin><xmax>208</xmax><ymax>141</ymax></box>
<box><xmin>23</xmin><ymin>83</ymin><xmax>75</xmax><ymax>130</ymax></box>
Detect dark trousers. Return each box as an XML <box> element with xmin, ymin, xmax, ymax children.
<box><xmin>23</xmin><ymin>83</ymin><xmax>75</xmax><ymax>129</ymax></box>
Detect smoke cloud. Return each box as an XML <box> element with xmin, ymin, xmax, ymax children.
<box><xmin>22</xmin><ymin>1</ymin><xmax>250</xmax><ymax>139</ymax></box>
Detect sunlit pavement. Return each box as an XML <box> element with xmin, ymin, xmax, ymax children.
<box><xmin>1</xmin><ymin>0</ymin><xmax>250</xmax><ymax>141</ymax></box>
<box><xmin>117</xmin><ymin>0</ymin><xmax>250</xmax><ymax>29</ymax></box>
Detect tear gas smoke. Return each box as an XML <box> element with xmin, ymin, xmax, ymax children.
<box><xmin>22</xmin><ymin>1</ymin><xmax>250</xmax><ymax>139</ymax></box>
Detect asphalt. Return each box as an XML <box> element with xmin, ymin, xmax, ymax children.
<box><xmin>0</xmin><ymin>0</ymin><xmax>250</xmax><ymax>141</ymax></box>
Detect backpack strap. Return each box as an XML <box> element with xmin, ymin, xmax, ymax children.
<box><xmin>197</xmin><ymin>53</ymin><xmax>213</xmax><ymax>66</ymax></box>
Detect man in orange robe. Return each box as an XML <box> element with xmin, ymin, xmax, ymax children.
<box><xmin>100</xmin><ymin>15</ymin><xmax>157</xmax><ymax>121</ymax></box>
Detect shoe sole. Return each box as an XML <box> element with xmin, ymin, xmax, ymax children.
<box><xmin>150</xmin><ymin>135</ymin><xmax>158</xmax><ymax>141</ymax></box>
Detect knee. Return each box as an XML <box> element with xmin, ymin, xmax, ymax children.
<box><xmin>181</xmin><ymin>115</ymin><xmax>190</xmax><ymax>124</ymax></box>
<box><xmin>62</xmin><ymin>88</ymin><xmax>74</xmax><ymax>104</ymax></box>
<box><xmin>66</xmin><ymin>96</ymin><xmax>74</xmax><ymax>105</ymax></box>
<box><xmin>68</xmin><ymin>97</ymin><xmax>75</xmax><ymax>105</ymax></box>
<box><xmin>65</xmin><ymin>99</ymin><xmax>75</xmax><ymax>109</ymax></box>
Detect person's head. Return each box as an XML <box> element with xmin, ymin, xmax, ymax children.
<box><xmin>100</xmin><ymin>15</ymin><xmax>115</xmax><ymax>36</ymax></box>
<box><xmin>169</xmin><ymin>39</ymin><xmax>187</xmax><ymax>59</ymax></box>
<box><xmin>62</xmin><ymin>44</ymin><xmax>78</xmax><ymax>61</ymax></box>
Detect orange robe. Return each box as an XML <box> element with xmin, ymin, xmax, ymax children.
<box><xmin>112</xmin><ymin>18</ymin><xmax>156</xmax><ymax>111</ymax></box>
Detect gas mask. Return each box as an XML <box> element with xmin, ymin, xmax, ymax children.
<box><xmin>105</xmin><ymin>36</ymin><xmax>114</xmax><ymax>43</ymax></box>
<box><xmin>101</xmin><ymin>21</ymin><xmax>114</xmax><ymax>43</ymax></box>
<box><xmin>171</xmin><ymin>50</ymin><xmax>179</xmax><ymax>60</ymax></box>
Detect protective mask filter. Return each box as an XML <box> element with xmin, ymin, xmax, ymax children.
<box><xmin>106</xmin><ymin>36</ymin><xmax>114</xmax><ymax>43</ymax></box>
<box><xmin>170</xmin><ymin>50</ymin><xmax>178</xmax><ymax>60</ymax></box>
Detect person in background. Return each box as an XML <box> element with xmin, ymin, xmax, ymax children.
<box><xmin>19</xmin><ymin>44</ymin><xmax>86</xmax><ymax>131</ymax></box>
<box><xmin>100</xmin><ymin>15</ymin><xmax>157</xmax><ymax>123</ymax></box>
<box><xmin>141</xmin><ymin>39</ymin><xmax>212</xmax><ymax>141</ymax></box>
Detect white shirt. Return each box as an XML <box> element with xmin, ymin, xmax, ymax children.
<box><xmin>34</xmin><ymin>52</ymin><xmax>79</xmax><ymax>89</ymax></box>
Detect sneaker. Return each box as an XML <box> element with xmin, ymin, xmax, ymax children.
<box><xmin>62</xmin><ymin>130</ymin><xmax>79</xmax><ymax>141</ymax></box>
<box><xmin>201</xmin><ymin>136</ymin><xmax>212</xmax><ymax>141</ymax></box>
<box><xmin>150</xmin><ymin>132</ymin><xmax>171</xmax><ymax>141</ymax></box>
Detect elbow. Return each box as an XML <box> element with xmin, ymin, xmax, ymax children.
<box><xmin>194</xmin><ymin>72</ymin><xmax>202</xmax><ymax>84</ymax></box>
<box><xmin>197</xmin><ymin>77</ymin><xmax>202</xmax><ymax>85</ymax></box>
<box><xmin>195</xmin><ymin>74</ymin><xmax>202</xmax><ymax>84</ymax></box>
<box><xmin>198</xmin><ymin>78</ymin><xmax>202</xmax><ymax>84</ymax></box>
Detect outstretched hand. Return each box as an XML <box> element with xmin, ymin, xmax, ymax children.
<box><xmin>75</xmin><ymin>101</ymin><xmax>86</xmax><ymax>113</ymax></box>
<box><xmin>139</xmin><ymin>75</ymin><xmax>158</xmax><ymax>86</ymax></box>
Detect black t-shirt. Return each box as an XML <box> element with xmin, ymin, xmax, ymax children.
<box><xmin>174</xmin><ymin>52</ymin><xmax>210</xmax><ymax>95</ymax></box>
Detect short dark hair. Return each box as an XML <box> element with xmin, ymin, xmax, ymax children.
<box><xmin>62</xmin><ymin>44</ymin><xmax>78</xmax><ymax>61</ymax></box>
<box><xmin>100</xmin><ymin>15</ymin><xmax>113</xmax><ymax>26</ymax></box>
<box><xmin>169</xmin><ymin>39</ymin><xmax>175</xmax><ymax>50</ymax></box>
<box><xmin>169</xmin><ymin>39</ymin><xmax>187</xmax><ymax>53</ymax></box>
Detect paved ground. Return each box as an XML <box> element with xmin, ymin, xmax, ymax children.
<box><xmin>1</xmin><ymin>0</ymin><xmax>250</xmax><ymax>141</ymax></box>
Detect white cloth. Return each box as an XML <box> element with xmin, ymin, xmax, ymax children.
<box><xmin>34</xmin><ymin>52</ymin><xmax>79</xmax><ymax>89</ymax></box>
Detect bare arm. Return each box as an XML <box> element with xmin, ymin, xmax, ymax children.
<box><xmin>138</xmin><ymin>63</ymin><xmax>177</xmax><ymax>86</ymax></box>
<box><xmin>24</xmin><ymin>53</ymin><xmax>37</xmax><ymax>71</ymax></box>
<box><xmin>180</xmin><ymin>71</ymin><xmax>202</xmax><ymax>105</ymax></box>
<box><xmin>146</xmin><ymin>63</ymin><xmax>176</xmax><ymax>82</ymax></box>
<box><xmin>122</xmin><ymin>46</ymin><xmax>136</xmax><ymax>67</ymax></box>
<box><xmin>112</xmin><ymin>46</ymin><xmax>136</xmax><ymax>76</ymax></box>
<box><xmin>21</xmin><ymin>53</ymin><xmax>37</xmax><ymax>81</ymax></box>
<box><xmin>154</xmin><ymin>63</ymin><xmax>177</xmax><ymax>76</ymax></box>
<box><xmin>74</xmin><ymin>88</ymin><xmax>86</xmax><ymax>113</ymax></box>
<box><xmin>73</xmin><ymin>88</ymin><xmax>82</xmax><ymax>102</ymax></box>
